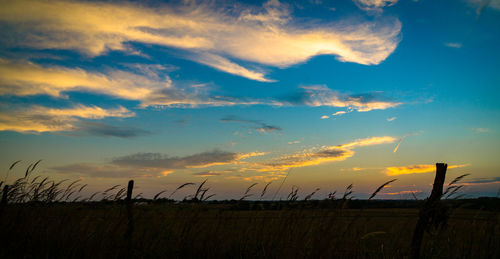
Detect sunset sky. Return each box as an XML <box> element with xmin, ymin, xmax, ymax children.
<box><xmin>0</xmin><ymin>0</ymin><xmax>499</xmax><ymax>200</ymax></box>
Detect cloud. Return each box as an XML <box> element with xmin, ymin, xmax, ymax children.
<box><xmin>0</xmin><ymin>59</ymin><xmax>403</xmax><ymax>116</ymax></box>
<box><xmin>387</xmin><ymin>116</ymin><xmax>397</xmax><ymax>122</ymax></box>
<box><xmin>461</xmin><ymin>177</ymin><xmax>500</xmax><ymax>185</ymax></box>
<box><xmin>192</xmin><ymin>171</ymin><xmax>225</xmax><ymax>177</ymax></box>
<box><xmin>281</xmin><ymin>86</ymin><xmax>401</xmax><ymax>112</ymax></box>
<box><xmin>76</xmin><ymin>121</ymin><xmax>150</xmax><ymax>138</ymax></box>
<box><xmin>0</xmin><ymin>58</ymin><xmax>169</xmax><ymax>100</ymax></box>
<box><xmin>235</xmin><ymin>151</ymin><xmax>268</xmax><ymax>160</ymax></box>
<box><xmin>321</xmin><ymin>115</ymin><xmax>330</xmax><ymax>119</ymax></box>
<box><xmin>111</xmin><ymin>150</ymin><xmax>240</xmax><ymax>170</ymax></box>
<box><xmin>467</xmin><ymin>0</ymin><xmax>500</xmax><ymax>17</ymax></box>
<box><xmin>472</xmin><ymin>128</ymin><xmax>491</xmax><ymax>133</ymax></box>
<box><xmin>221</xmin><ymin>115</ymin><xmax>282</xmax><ymax>133</ymax></box>
<box><xmin>52</xmin><ymin>163</ymin><xmax>153</xmax><ymax>178</ymax></box>
<box><xmin>188</xmin><ymin>52</ymin><xmax>274</xmax><ymax>82</ymax></box>
<box><xmin>0</xmin><ymin>58</ymin><xmax>274</xmax><ymax>108</ymax></box>
<box><xmin>444</xmin><ymin>42</ymin><xmax>462</xmax><ymax>48</ymax></box>
<box><xmin>332</xmin><ymin>111</ymin><xmax>348</xmax><ymax>116</ymax></box>
<box><xmin>0</xmin><ymin>58</ymin><xmax>402</xmax><ymax>111</ymax></box>
<box><xmin>339</xmin><ymin>136</ymin><xmax>397</xmax><ymax>148</ymax></box>
<box><xmin>254</xmin><ymin>136</ymin><xmax>396</xmax><ymax>172</ymax></box>
<box><xmin>385</xmin><ymin>164</ymin><xmax>469</xmax><ymax>176</ymax></box>
<box><xmin>0</xmin><ymin>0</ymin><xmax>402</xmax><ymax>81</ymax></box>
<box><xmin>258</xmin><ymin>148</ymin><xmax>354</xmax><ymax>171</ymax></box>
<box><xmin>393</xmin><ymin>131</ymin><xmax>422</xmax><ymax>153</ymax></box>
<box><xmin>256</xmin><ymin>125</ymin><xmax>282</xmax><ymax>133</ymax></box>
<box><xmin>51</xmin><ymin>136</ymin><xmax>395</xmax><ymax>179</ymax></box>
<box><xmin>340</xmin><ymin>167</ymin><xmax>373</xmax><ymax>172</ymax></box>
<box><xmin>52</xmin><ymin>150</ymin><xmax>267</xmax><ymax>178</ymax></box>
<box><xmin>353</xmin><ymin>0</ymin><xmax>398</xmax><ymax>12</ymax></box>
<box><xmin>0</xmin><ymin>104</ymin><xmax>134</xmax><ymax>133</ymax></box>
<box><xmin>382</xmin><ymin>190</ymin><xmax>422</xmax><ymax>196</ymax></box>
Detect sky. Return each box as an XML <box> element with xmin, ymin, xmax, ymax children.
<box><xmin>0</xmin><ymin>0</ymin><xmax>499</xmax><ymax>200</ymax></box>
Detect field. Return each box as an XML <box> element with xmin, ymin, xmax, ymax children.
<box><xmin>1</xmin><ymin>200</ymin><xmax>499</xmax><ymax>258</ymax></box>
<box><xmin>1</xmin><ymin>164</ymin><xmax>499</xmax><ymax>258</ymax></box>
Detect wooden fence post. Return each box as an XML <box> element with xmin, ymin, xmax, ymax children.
<box><xmin>410</xmin><ymin>163</ymin><xmax>447</xmax><ymax>259</ymax></box>
<box><xmin>126</xmin><ymin>180</ymin><xmax>134</xmax><ymax>234</ymax></box>
<box><xmin>124</xmin><ymin>180</ymin><xmax>134</xmax><ymax>257</ymax></box>
<box><xmin>126</xmin><ymin>180</ymin><xmax>134</xmax><ymax>202</ymax></box>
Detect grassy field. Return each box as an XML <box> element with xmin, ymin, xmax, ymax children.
<box><xmin>1</xmin><ymin>201</ymin><xmax>498</xmax><ymax>258</ymax></box>
<box><xmin>1</xmin><ymin>163</ymin><xmax>498</xmax><ymax>258</ymax></box>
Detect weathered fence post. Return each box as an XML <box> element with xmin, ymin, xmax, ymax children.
<box><xmin>126</xmin><ymin>180</ymin><xmax>134</xmax><ymax>235</ymax></box>
<box><xmin>126</xmin><ymin>180</ymin><xmax>134</xmax><ymax>203</ymax></box>
<box><xmin>410</xmin><ymin>163</ymin><xmax>447</xmax><ymax>259</ymax></box>
<box><xmin>124</xmin><ymin>180</ymin><xmax>134</xmax><ymax>257</ymax></box>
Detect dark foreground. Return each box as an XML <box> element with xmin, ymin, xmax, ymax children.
<box><xmin>0</xmin><ymin>200</ymin><xmax>499</xmax><ymax>258</ymax></box>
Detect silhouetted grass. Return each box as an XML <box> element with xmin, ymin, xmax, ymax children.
<box><xmin>0</xmin><ymin>161</ymin><xmax>498</xmax><ymax>258</ymax></box>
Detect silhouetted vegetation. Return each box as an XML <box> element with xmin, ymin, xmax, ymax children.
<box><xmin>0</xmin><ymin>161</ymin><xmax>498</xmax><ymax>258</ymax></box>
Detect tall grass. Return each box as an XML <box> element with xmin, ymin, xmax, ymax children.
<box><xmin>1</xmin><ymin>161</ymin><xmax>497</xmax><ymax>258</ymax></box>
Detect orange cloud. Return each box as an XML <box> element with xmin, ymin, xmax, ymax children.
<box><xmin>385</xmin><ymin>164</ymin><xmax>469</xmax><ymax>176</ymax></box>
<box><xmin>383</xmin><ymin>190</ymin><xmax>422</xmax><ymax>195</ymax></box>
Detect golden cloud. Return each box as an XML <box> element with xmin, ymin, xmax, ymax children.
<box><xmin>0</xmin><ymin>0</ymin><xmax>401</xmax><ymax>81</ymax></box>
<box><xmin>252</xmin><ymin>136</ymin><xmax>396</xmax><ymax>172</ymax></box>
<box><xmin>385</xmin><ymin>164</ymin><xmax>469</xmax><ymax>176</ymax></box>
<box><xmin>0</xmin><ymin>105</ymin><xmax>134</xmax><ymax>133</ymax></box>
<box><xmin>0</xmin><ymin>59</ymin><xmax>167</xmax><ymax>100</ymax></box>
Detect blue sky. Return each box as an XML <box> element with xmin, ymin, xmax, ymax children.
<box><xmin>0</xmin><ymin>0</ymin><xmax>499</xmax><ymax>199</ymax></box>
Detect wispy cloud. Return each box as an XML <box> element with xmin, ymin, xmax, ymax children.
<box><xmin>461</xmin><ymin>177</ymin><xmax>500</xmax><ymax>185</ymax></box>
<box><xmin>52</xmin><ymin>163</ymin><xmax>154</xmax><ymax>178</ymax></box>
<box><xmin>0</xmin><ymin>58</ymin><xmax>168</xmax><ymax>101</ymax></box>
<box><xmin>385</xmin><ymin>164</ymin><xmax>469</xmax><ymax>176</ymax></box>
<box><xmin>332</xmin><ymin>111</ymin><xmax>348</xmax><ymax>116</ymax></box>
<box><xmin>0</xmin><ymin>104</ymin><xmax>134</xmax><ymax>134</ymax></box>
<box><xmin>112</xmin><ymin>150</ymin><xmax>240</xmax><ymax>170</ymax></box>
<box><xmin>0</xmin><ymin>58</ymin><xmax>403</xmax><ymax>111</ymax></box>
<box><xmin>76</xmin><ymin>121</ymin><xmax>150</xmax><ymax>138</ymax></box>
<box><xmin>444</xmin><ymin>42</ymin><xmax>462</xmax><ymax>48</ymax></box>
<box><xmin>221</xmin><ymin>115</ymin><xmax>282</xmax><ymax>133</ymax></box>
<box><xmin>253</xmin><ymin>136</ymin><xmax>396</xmax><ymax>172</ymax></box>
<box><xmin>188</xmin><ymin>52</ymin><xmax>274</xmax><ymax>82</ymax></box>
<box><xmin>52</xmin><ymin>150</ymin><xmax>265</xmax><ymax>178</ymax></box>
<box><xmin>321</xmin><ymin>115</ymin><xmax>330</xmax><ymax>119</ymax></box>
<box><xmin>393</xmin><ymin>131</ymin><xmax>422</xmax><ymax>153</ymax></box>
<box><xmin>472</xmin><ymin>127</ymin><xmax>491</xmax><ymax>133</ymax></box>
<box><xmin>0</xmin><ymin>0</ymin><xmax>401</xmax><ymax>81</ymax></box>
<box><xmin>192</xmin><ymin>171</ymin><xmax>225</xmax><ymax>177</ymax></box>
<box><xmin>281</xmin><ymin>86</ymin><xmax>401</xmax><ymax>112</ymax></box>
<box><xmin>340</xmin><ymin>167</ymin><xmax>376</xmax><ymax>172</ymax></box>
<box><xmin>0</xmin><ymin>58</ymin><xmax>274</xmax><ymax>108</ymax></box>
<box><xmin>51</xmin><ymin>136</ymin><xmax>396</xmax><ymax>179</ymax></box>
<box><xmin>382</xmin><ymin>190</ymin><xmax>422</xmax><ymax>196</ymax></box>
<box><xmin>387</xmin><ymin>116</ymin><xmax>397</xmax><ymax>122</ymax></box>
<box><xmin>467</xmin><ymin>0</ymin><xmax>500</xmax><ymax>17</ymax></box>
<box><xmin>353</xmin><ymin>0</ymin><xmax>398</xmax><ymax>12</ymax></box>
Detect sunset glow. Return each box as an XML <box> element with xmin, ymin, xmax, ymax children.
<box><xmin>0</xmin><ymin>0</ymin><xmax>499</xmax><ymax>200</ymax></box>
